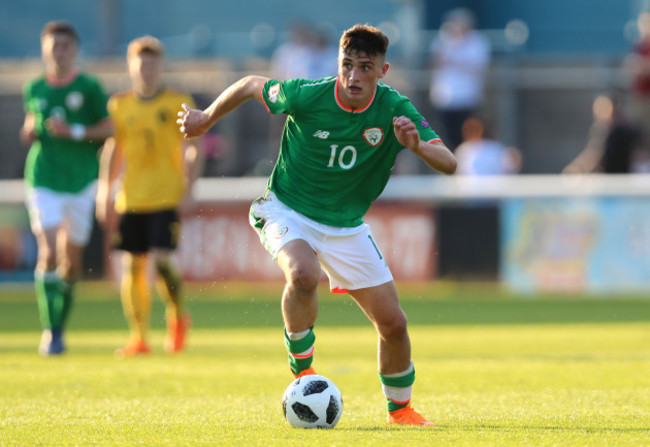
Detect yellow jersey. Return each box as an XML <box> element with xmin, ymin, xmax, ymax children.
<box><xmin>108</xmin><ymin>88</ymin><xmax>195</xmax><ymax>213</ymax></box>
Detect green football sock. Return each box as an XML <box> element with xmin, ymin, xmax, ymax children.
<box><xmin>35</xmin><ymin>271</ymin><xmax>65</xmax><ymax>330</ymax></box>
<box><xmin>379</xmin><ymin>363</ymin><xmax>416</xmax><ymax>412</ymax></box>
<box><xmin>61</xmin><ymin>280</ymin><xmax>75</xmax><ymax>327</ymax></box>
<box><xmin>284</xmin><ymin>327</ymin><xmax>315</xmax><ymax>376</ymax></box>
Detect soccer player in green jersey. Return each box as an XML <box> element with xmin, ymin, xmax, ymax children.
<box><xmin>20</xmin><ymin>21</ymin><xmax>113</xmax><ymax>355</ymax></box>
<box><xmin>178</xmin><ymin>24</ymin><xmax>456</xmax><ymax>426</ymax></box>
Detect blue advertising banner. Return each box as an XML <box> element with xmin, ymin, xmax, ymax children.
<box><xmin>502</xmin><ymin>197</ymin><xmax>650</xmax><ymax>293</ymax></box>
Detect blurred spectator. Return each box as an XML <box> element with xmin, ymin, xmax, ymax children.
<box><xmin>271</xmin><ymin>21</ymin><xmax>338</xmax><ymax>80</ymax></box>
<box><xmin>270</xmin><ymin>21</ymin><xmax>313</xmax><ymax>80</ymax></box>
<box><xmin>563</xmin><ymin>91</ymin><xmax>646</xmax><ymax>174</ymax></box>
<box><xmin>429</xmin><ymin>8</ymin><xmax>490</xmax><ymax>151</ymax></box>
<box><xmin>306</xmin><ymin>26</ymin><xmax>338</xmax><ymax>79</ymax></box>
<box><xmin>626</xmin><ymin>12</ymin><xmax>650</xmax><ymax>141</ymax></box>
<box><xmin>454</xmin><ymin>116</ymin><xmax>522</xmax><ymax>175</ymax></box>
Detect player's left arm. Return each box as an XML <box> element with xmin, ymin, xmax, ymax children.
<box><xmin>95</xmin><ymin>136</ymin><xmax>120</xmax><ymax>228</ymax></box>
<box><xmin>393</xmin><ymin>115</ymin><xmax>456</xmax><ymax>174</ymax></box>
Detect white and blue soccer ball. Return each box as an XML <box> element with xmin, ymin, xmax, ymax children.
<box><xmin>282</xmin><ymin>374</ymin><xmax>343</xmax><ymax>429</ymax></box>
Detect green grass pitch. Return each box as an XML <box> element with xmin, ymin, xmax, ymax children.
<box><xmin>0</xmin><ymin>281</ymin><xmax>649</xmax><ymax>446</ymax></box>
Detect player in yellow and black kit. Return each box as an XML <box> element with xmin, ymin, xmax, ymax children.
<box><xmin>96</xmin><ymin>36</ymin><xmax>203</xmax><ymax>356</ymax></box>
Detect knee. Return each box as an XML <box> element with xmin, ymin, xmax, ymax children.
<box><xmin>377</xmin><ymin>311</ymin><xmax>408</xmax><ymax>341</ymax></box>
<box><xmin>37</xmin><ymin>246</ymin><xmax>56</xmax><ymax>271</ymax></box>
<box><xmin>154</xmin><ymin>257</ymin><xmax>170</xmax><ymax>275</ymax></box>
<box><xmin>123</xmin><ymin>254</ymin><xmax>146</xmax><ymax>276</ymax></box>
<box><xmin>60</xmin><ymin>261</ymin><xmax>80</xmax><ymax>282</ymax></box>
<box><xmin>286</xmin><ymin>263</ymin><xmax>321</xmax><ymax>294</ymax></box>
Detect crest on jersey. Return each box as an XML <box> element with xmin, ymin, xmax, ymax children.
<box><xmin>362</xmin><ymin>127</ymin><xmax>384</xmax><ymax>146</ymax></box>
<box><xmin>269</xmin><ymin>84</ymin><xmax>280</xmax><ymax>103</ymax></box>
<box><xmin>66</xmin><ymin>91</ymin><xmax>84</xmax><ymax>111</ymax></box>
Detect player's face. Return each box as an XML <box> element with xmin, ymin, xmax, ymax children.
<box><xmin>41</xmin><ymin>33</ymin><xmax>77</xmax><ymax>75</ymax></box>
<box><xmin>337</xmin><ymin>49</ymin><xmax>389</xmax><ymax>109</ymax></box>
<box><xmin>128</xmin><ymin>53</ymin><xmax>161</xmax><ymax>92</ymax></box>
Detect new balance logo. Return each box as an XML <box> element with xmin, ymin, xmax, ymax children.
<box><xmin>313</xmin><ymin>130</ymin><xmax>330</xmax><ymax>139</ymax></box>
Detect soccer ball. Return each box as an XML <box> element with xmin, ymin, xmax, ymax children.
<box><xmin>282</xmin><ymin>375</ymin><xmax>343</xmax><ymax>429</ymax></box>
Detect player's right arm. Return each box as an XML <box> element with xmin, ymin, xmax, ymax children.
<box><xmin>177</xmin><ymin>75</ymin><xmax>269</xmax><ymax>139</ymax></box>
<box><xmin>20</xmin><ymin>112</ymin><xmax>36</xmax><ymax>146</ymax></box>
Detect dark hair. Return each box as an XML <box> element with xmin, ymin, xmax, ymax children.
<box><xmin>41</xmin><ymin>21</ymin><xmax>79</xmax><ymax>43</ymax></box>
<box><xmin>339</xmin><ymin>24</ymin><xmax>389</xmax><ymax>58</ymax></box>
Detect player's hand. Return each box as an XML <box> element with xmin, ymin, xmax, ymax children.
<box><xmin>177</xmin><ymin>104</ymin><xmax>211</xmax><ymax>140</ymax></box>
<box><xmin>393</xmin><ymin>116</ymin><xmax>420</xmax><ymax>152</ymax></box>
<box><xmin>44</xmin><ymin>117</ymin><xmax>69</xmax><ymax>138</ymax></box>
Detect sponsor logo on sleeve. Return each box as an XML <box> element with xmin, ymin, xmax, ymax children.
<box><xmin>269</xmin><ymin>84</ymin><xmax>280</xmax><ymax>103</ymax></box>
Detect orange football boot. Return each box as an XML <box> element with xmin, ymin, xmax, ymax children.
<box><xmin>292</xmin><ymin>366</ymin><xmax>317</xmax><ymax>378</ymax></box>
<box><xmin>115</xmin><ymin>339</ymin><xmax>151</xmax><ymax>357</ymax></box>
<box><xmin>387</xmin><ymin>405</ymin><xmax>436</xmax><ymax>426</ymax></box>
<box><xmin>165</xmin><ymin>313</ymin><xmax>191</xmax><ymax>353</ymax></box>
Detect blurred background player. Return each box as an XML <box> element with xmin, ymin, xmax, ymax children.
<box><xmin>20</xmin><ymin>21</ymin><xmax>112</xmax><ymax>355</ymax></box>
<box><xmin>96</xmin><ymin>36</ymin><xmax>203</xmax><ymax>356</ymax></box>
<box><xmin>428</xmin><ymin>8</ymin><xmax>490</xmax><ymax>151</ymax></box>
<box><xmin>178</xmin><ymin>24</ymin><xmax>456</xmax><ymax>426</ymax></box>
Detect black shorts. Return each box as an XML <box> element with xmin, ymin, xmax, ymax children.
<box><xmin>114</xmin><ymin>209</ymin><xmax>180</xmax><ymax>254</ymax></box>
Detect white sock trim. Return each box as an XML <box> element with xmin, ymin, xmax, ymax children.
<box><xmin>36</xmin><ymin>270</ymin><xmax>61</xmax><ymax>282</ymax></box>
<box><xmin>383</xmin><ymin>384</ymin><xmax>413</xmax><ymax>404</ymax></box>
<box><xmin>382</xmin><ymin>361</ymin><xmax>414</xmax><ymax>378</ymax></box>
<box><xmin>287</xmin><ymin>328</ymin><xmax>311</xmax><ymax>341</ymax></box>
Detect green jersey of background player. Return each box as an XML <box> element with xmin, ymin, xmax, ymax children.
<box><xmin>20</xmin><ymin>21</ymin><xmax>113</xmax><ymax>356</ymax></box>
<box><xmin>178</xmin><ymin>23</ymin><xmax>456</xmax><ymax>426</ymax></box>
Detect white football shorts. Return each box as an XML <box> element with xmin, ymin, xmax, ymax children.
<box><xmin>249</xmin><ymin>191</ymin><xmax>393</xmax><ymax>292</ymax></box>
<box><xmin>25</xmin><ymin>182</ymin><xmax>97</xmax><ymax>245</ymax></box>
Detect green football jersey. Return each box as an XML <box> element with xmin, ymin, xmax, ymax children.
<box><xmin>23</xmin><ymin>72</ymin><xmax>109</xmax><ymax>193</ymax></box>
<box><xmin>261</xmin><ymin>77</ymin><xmax>440</xmax><ymax>227</ymax></box>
